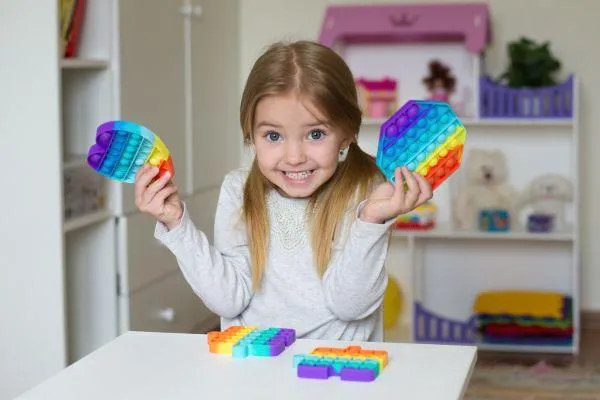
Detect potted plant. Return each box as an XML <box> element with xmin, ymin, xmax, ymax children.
<box><xmin>497</xmin><ymin>37</ymin><xmax>561</xmax><ymax>88</ymax></box>
<box><xmin>495</xmin><ymin>37</ymin><xmax>563</xmax><ymax>116</ymax></box>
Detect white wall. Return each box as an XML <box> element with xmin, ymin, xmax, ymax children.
<box><xmin>0</xmin><ymin>1</ymin><xmax>67</xmax><ymax>399</ymax></box>
<box><xmin>239</xmin><ymin>0</ymin><xmax>600</xmax><ymax>310</ymax></box>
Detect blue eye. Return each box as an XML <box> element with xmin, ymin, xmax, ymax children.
<box><xmin>308</xmin><ymin>129</ymin><xmax>325</xmax><ymax>140</ymax></box>
<box><xmin>266</xmin><ymin>131</ymin><xmax>281</xmax><ymax>142</ymax></box>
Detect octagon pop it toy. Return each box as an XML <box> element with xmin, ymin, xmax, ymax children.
<box><xmin>87</xmin><ymin>120</ymin><xmax>174</xmax><ymax>183</ymax></box>
<box><xmin>376</xmin><ymin>100</ymin><xmax>466</xmax><ymax>190</ymax></box>
<box><xmin>293</xmin><ymin>345</ymin><xmax>388</xmax><ymax>382</ymax></box>
<box><xmin>207</xmin><ymin>326</ymin><xmax>296</xmax><ymax>358</ymax></box>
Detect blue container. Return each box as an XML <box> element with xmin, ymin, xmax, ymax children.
<box><xmin>478</xmin><ymin>209</ymin><xmax>510</xmax><ymax>232</ymax></box>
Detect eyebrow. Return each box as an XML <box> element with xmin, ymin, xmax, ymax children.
<box><xmin>254</xmin><ymin>120</ymin><xmax>328</xmax><ymax>129</ymax></box>
<box><xmin>255</xmin><ymin>121</ymin><xmax>282</xmax><ymax>129</ymax></box>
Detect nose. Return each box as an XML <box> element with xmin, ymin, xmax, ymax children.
<box><xmin>283</xmin><ymin>141</ymin><xmax>307</xmax><ymax>165</ymax></box>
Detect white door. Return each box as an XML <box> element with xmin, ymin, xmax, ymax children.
<box><xmin>117</xmin><ymin>188</ymin><xmax>221</xmax><ymax>334</ymax></box>
<box><xmin>115</xmin><ymin>0</ymin><xmax>188</xmax><ymax>214</ymax></box>
<box><xmin>190</xmin><ymin>0</ymin><xmax>241</xmax><ymax>193</ymax></box>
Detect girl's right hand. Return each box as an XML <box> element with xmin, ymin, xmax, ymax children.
<box><xmin>134</xmin><ymin>164</ymin><xmax>183</xmax><ymax>230</ymax></box>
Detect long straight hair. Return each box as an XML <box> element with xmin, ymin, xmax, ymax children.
<box><xmin>240</xmin><ymin>40</ymin><xmax>383</xmax><ymax>290</ymax></box>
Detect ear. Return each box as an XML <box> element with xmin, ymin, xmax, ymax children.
<box><xmin>340</xmin><ymin>136</ymin><xmax>355</xmax><ymax>149</ymax></box>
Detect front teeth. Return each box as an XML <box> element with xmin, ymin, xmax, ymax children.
<box><xmin>285</xmin><ymin>170</ymin><xmax>312</xmax><ymax>180</ymax></box>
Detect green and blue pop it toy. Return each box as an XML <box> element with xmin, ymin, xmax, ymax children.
<box><xmin>376</xmin><ymin>100</ymin><xmax>466</xmax><ymax>190</ymax></box>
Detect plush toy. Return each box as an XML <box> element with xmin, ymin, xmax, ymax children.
<box><xmin>518</xmin><ymin>173</ymin><xmax>573</xmax><ymax>232</ymax></box>
<box><xmin>453</xmin><ymin>148</ymin><xmax>519</xmax><ymax>231</ymax></box>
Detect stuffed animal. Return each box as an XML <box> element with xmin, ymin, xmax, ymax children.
<box><xmin>453</xmin><ymin>148</ymin><xmax>518</xmax><ymax>230</ymax></box>
<box><xmin>518</xmin><ymin>173</ymin><xmax>573</xmax><ymax>231</ymax></box>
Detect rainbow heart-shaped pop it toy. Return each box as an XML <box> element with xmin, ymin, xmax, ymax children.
<box><xmin>376</xmin><ymin>100</ymin><xmax>466</xmax><ymax>190</ymax></box>
<box><xmin>87</xmin><ymin>120</ymin><xmax>174</xmax><ymax>183</ymax></box>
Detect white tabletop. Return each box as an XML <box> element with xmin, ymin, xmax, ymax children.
<box><xmin>18</xmin><ymin>331</ymin><xmax>477</xmax><ymax>400</ymax></box>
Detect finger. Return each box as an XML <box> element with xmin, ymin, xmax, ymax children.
<box><xmin>135</xmin><ymin>163</ymin><xmax>150</xmax><ymax>181</ymax></box>
<box><xmin>413</xmin><ymin>172</ymin><xmax>433</xmax><ymax>204</ymax></box>
<box><xmin>390</xmin><ymin>167</ymin><xmax>405</xmax><ymax>204</ymax></box>
<box><xmin>148</xmin><ymin>185</ymin><xmax>179</xmax><ymax>214</ymax></box>
<box><xmin>134</xmin><ymin>165</ymin><xmax>158</xmax><ymax>205</ymax></box>
<box><xmin>402</xmin><ymin>168</ymin><xmax>420</xmax><ymax>207</ymax></box>
<box><xmin>141</xmin><ymin>171</ymin><xmax>171</xmax><ymax>206</ymax></box>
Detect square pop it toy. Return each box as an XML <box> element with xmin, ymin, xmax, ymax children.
<box><xmin>293</xmin><ymin>346</ymin><xmax>388</xmax><ymax>382</ymax></box>
<box><xmin>87</xmin><ymin>120</ymin><xmax>174</xmax><ymax>183</ymax></box>
<box><xmin>376</xmin><ymin>100</ymin><xmax>466</xmax><ymax>190</ymax></box>
<box><xmin>207</xmin><ymin>326</ymin><xmax>296</xmax><ymax>358</ymax></box>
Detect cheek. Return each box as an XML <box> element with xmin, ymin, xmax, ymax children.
<box><xmin>254</xmin><ymin>142</ymin><xmax>280</xmax><ymax>168</ymax></box>
<box><xmin>311</xmin><ymin>144</ymin><xmax>340</xmax><ymax>167</ymax></box>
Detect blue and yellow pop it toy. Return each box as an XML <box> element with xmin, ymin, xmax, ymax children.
<box><xmin>87</xmin><ymin>120</ymin><xmax>174</xmax><ymax>183</ymax></box>
<box><xmin>376</xmin><ymin>100</ymin><xmax>466</xmax><ymax>190</ymax></box>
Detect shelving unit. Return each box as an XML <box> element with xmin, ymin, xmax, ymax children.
<box><xmin>55</xmin><ymin>0</ymin><xmax>240</xmax><ymax>364</ymax></box>
<box><xmin>319</xmin><ymin>2</ymin><xmax>580</xmax><ymax>354</ymax></box>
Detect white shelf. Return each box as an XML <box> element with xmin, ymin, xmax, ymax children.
<box><xmin>477</xmin><ymin>343</ymin><xmax>575</xmax><ymax>354</ymax></box>
<box><xmin>362</xmin><ymin>117</ymin><xmax>574</xmax><ymax>128</ymax></box>
<box><xmin>392</xmin><ymin>223</ymin><xmax>574</xmax><ymax>242</ymax></box>
<box><xmin>64</xmin><ymin>210</ymin><xmax>112</xmax><ymax>233</ymax></box>
<box><xmin>61</xmin><ymin>58</ymin><xmax>109</xmax><ymax>70</ymax></box>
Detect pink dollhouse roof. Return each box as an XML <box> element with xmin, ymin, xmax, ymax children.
<box><xmin>356</xmin><ymin>77</ymin><xmax>397</xmax><ymax>91</ymax></box>
<box><xmin>318</xmin><ymin>3</ymin><xmax>491</xmax><ymax>54</ymax></box>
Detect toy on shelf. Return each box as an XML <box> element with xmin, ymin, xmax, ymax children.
<box><xmin>422</xmin><ymin>60</ymin><xmax>456</xmax><ymax>103</ymax></box>
<box><xmin>518</xmin><ymin>173</ymin><xmax>573</xmax><ymax>232</ymax></box>
<box><xmin>376</xmin><ymin>100</ymin><xmax>466</xmax><ymax>191</ymax></box>
<box><xmin>294</xmin><ymin>346</ymin><xmax>388</xmax><ymax>382</ymax></box>
<box><xmin>527</xmin><ymin>214</ymin><xmax>554</xmax><ymax>233</ymax></box>
<box><xmin>394</xmin><ymin>201</ymin><xmax>437</xmax><ymax>230</ymax></box>
<box><xmin>64</xmin><ymin>165</ymin><xmax>105</xmax><ymax>220</ymax></box>
<box><xmin>478</xmin><ymin>209</ymin><xmax>510</xmax><ymax>232</ymax></box>
<box><xmin>481</xmin><ymin>37</ymin><xmax>572</xmax><ymax>119</ymax></box>
<box><xmin>60</xmin><ymin>0</ymin><xmax>86</xmax><ymax>57</ymax></box>
<box><xmin>383</xmin><ymin>275</ymin><xmax>403</xmax><ymax>330</ymax></box>
<box><xmin>413</xmin><ymin>302</ymin><xmax>477</xmax><ymax>344</ymax></box>
<box><xmin>454</xmin><ymin>148</ymin><xmax>518</xmax><ymax>231</ymax></box>
<box><xmin>473</xmin><ymin>290</ymin><xmax>573</xmax><ymax>346</ymax></box>
<box><xmin>87</xmin><ymin>120</ymin><xmax>175</xmax><ymax>184</ymax></box>
<box><xmin>207</xmin><ymin>326</ymin><xmax>296</xmax><ymax>358</ymax></box>
<box><xmin>356</xmin><ymin>77</ymin><xmax>397</xmax><ymax>119</ymax></box>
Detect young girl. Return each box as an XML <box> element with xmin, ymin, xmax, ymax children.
<box><xmin>134</xmin><ymin>40</ymin><xmax>432</xmax><ymax>342</ymax></box>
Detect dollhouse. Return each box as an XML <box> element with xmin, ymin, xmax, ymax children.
<box><xmin>319</xmin><ymin>2</ymin><xmax>580</xmax><ymax>354</ymax></box>
<box><xmin>355</xmin><ymin>77</ymin><xmax>398</xmax><ymax>118</ymax></box>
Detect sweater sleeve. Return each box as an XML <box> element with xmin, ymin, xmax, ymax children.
<box><xmin>154</xmin><ymin>169</ymin><xmax>253</xmax><ymax>319</ymax></box>
<box><xmin>321</xmin><ymin>201</ymin><xmax>394</xmax><ymax>321</ymax></box>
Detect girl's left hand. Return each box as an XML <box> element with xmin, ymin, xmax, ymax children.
<box><xmin>360</xmin><ymin>167</ymin><xmax>433</xmax><ymax>224</ymax></box>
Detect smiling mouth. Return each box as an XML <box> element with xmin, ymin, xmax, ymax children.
<box><xmin>282</xmin><ymin>170</ymin><xmax>315</xmax><ymax>181</ymax></box>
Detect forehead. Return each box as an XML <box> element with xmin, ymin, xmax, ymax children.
<box><xmin>254</xmin><ymin>92</ymin><xmax>328</xmax><ymax>127</ymax></box>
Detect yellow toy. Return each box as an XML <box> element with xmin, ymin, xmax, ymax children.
<box><xmin>383</xmin><ymin>276</ymin><xmax>403</xmax><ymax>330</ymax></box>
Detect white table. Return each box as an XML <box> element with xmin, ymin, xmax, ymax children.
<box><xmin>17</xmin><ymin>331</ymin><xmax>477</xmax><ymax>399</ymax></box>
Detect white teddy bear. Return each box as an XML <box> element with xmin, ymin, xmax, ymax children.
<box><xmin>453</xmin><ymin>148</ymin><xmax>519</xmax><ymax>231</ymax></box>
<box><xmin>517</xmin><ymin>173</ymin><xmax>573</xmax><ymax>232</ymax></box>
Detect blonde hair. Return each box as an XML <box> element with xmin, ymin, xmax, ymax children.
<box><xmin>240</xmin><ymin>40</ymin><xmax>383</xmax><ymax>290</ymax></box>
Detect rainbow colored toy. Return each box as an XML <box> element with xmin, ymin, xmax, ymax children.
<box><xmin>293</xmin><ymin>345</ymin><xmax>388</xmax><ymax>382</ymax></box>
<box><xmin>376</xmin><ymin>100</ymin><xmax>466</xmax><ymax>190</ymax></box>
<box><xmin>207</xmin><ymin>326</ymin><xmax>296</xmax><ymax>358</ymax></box>
<box><xmin>87</xmin><ymin>120</ymin><xmax>174</xmax><ymax>183</ymax></box>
